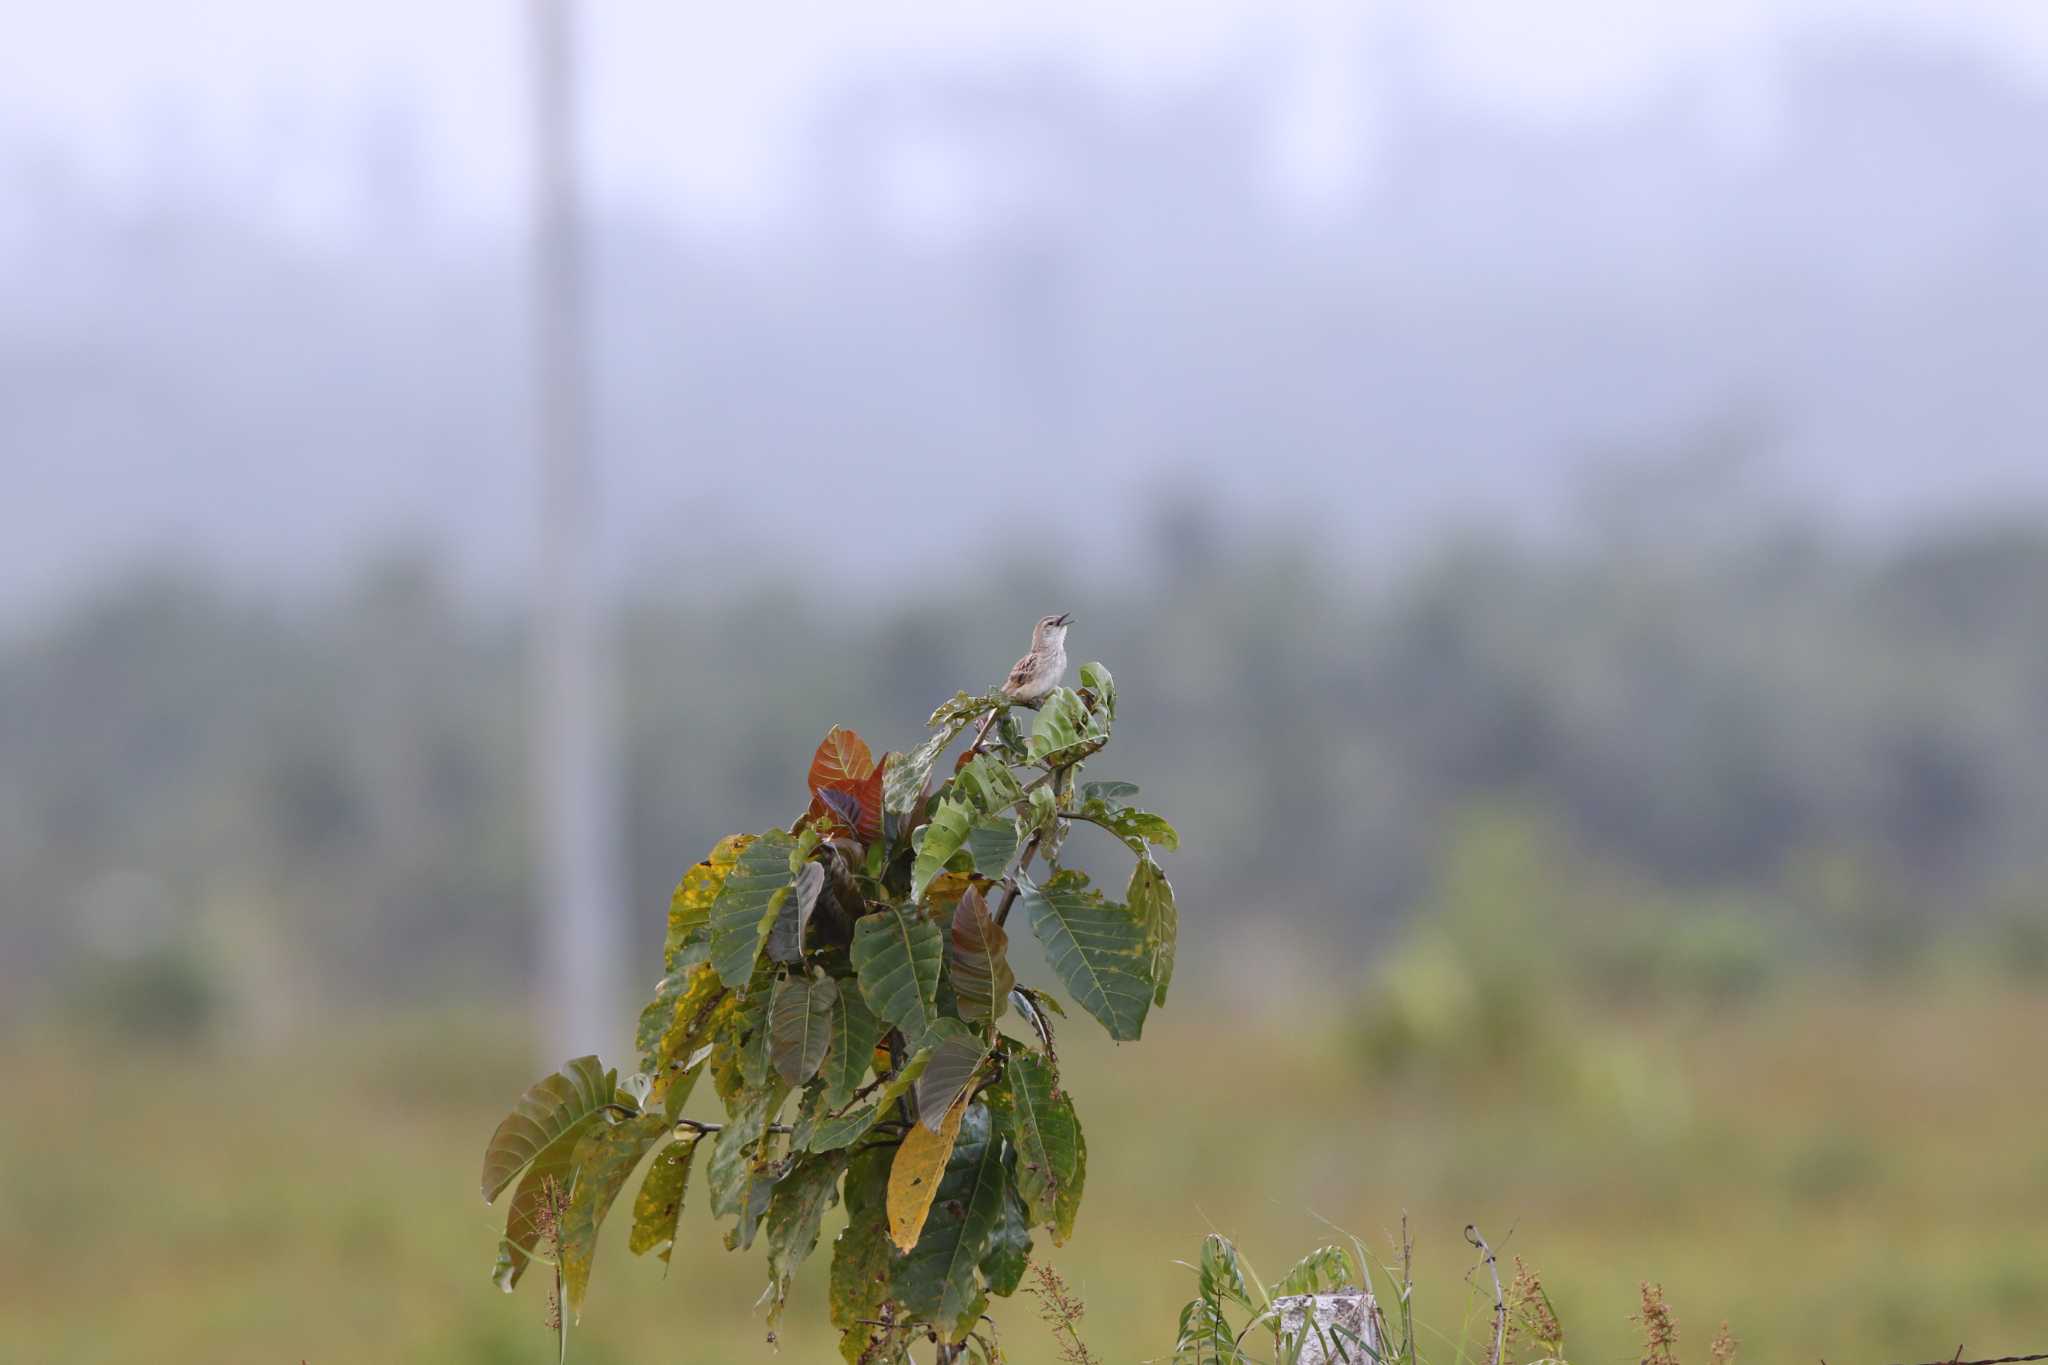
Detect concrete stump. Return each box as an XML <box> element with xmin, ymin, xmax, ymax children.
<box><xmin>1272</xmin><ymin>1290</ymin><xmax>1380</xmax><ymax>1364</ymax></box>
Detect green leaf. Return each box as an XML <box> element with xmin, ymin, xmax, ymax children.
<box><xmin>895</xmin><ymin>1101</ymin><xmax>1007</xmax><ymax>1339</ymax></box>
<box><xmin>1024</xmin><ymin>687</ymin><xmax>1108</xmax><ymax>766</ymax></box>
<box><xmin>1080</xmin><ymin>780</ymin><xmax>1139</xmax><ymax>806</ymax></box>
<box><xmin>912</xmin><ymin>1017</ymin><xmax>991</xmax><ymax>1130</ymax></box>
<box><xmin>628</xmin><ymin>1132</ymin><xmax>701</xmax><ymax>1263</ymax></box>
<box><xmin>706</xmin><ymin>1078</ymin><xmax>789</xmax><ymax>1219</ymax></box>
<box><xmin>709</xmin><ymin>830</ymin><xmax>797</xmax><ymax>988</ymax></box>
<box><xmin>911</xmin><ymin>797</ymin><xmax>975</xmax><ymax>902</ymax></box>
<box><xmin>992</xmin><ymin>1051</ymin><xmax>1085</xmax><ymax>1244</ymax></box>
<box><xmin>1127</xmin><ymin>857</ymin><xmax>1179</xmax><ymax>1008</ymax></box>
<box><xmin>766</xmin><ymin>861</ymin><xmax>826</xmax><ymax>963</ymax></box>
<box><xmin>491</xmin><ymin>1113</ymin><xmax>595</xmax><ymax>1291</ymax></box>
<box><xmin>831</xmin><ymin>1146</ymin><xmax>901</xmax><ymax>1364</ymax></box>
<box><xmin>807</xmin><ymin>1047</ymin><xmax>930</xmax><ymax>1152</ymax></box>
<box><xmin>733</xmin><ymin>959</ymin><xmax>779</xmax><ymax>1092</ymax></box>
<box><xmin>642</xmin><ymin>964</ymin><xmax>729</xmax><ymax>1115</ymax></box>
<box><xmin>823</xmin><ymin>987</ymin><xmax>885</xmax><ymax>1110</ymax></box>
<box><xmin>481</xmin><ymin>1055</ymin><xmax>617</xmax><ymax>1203</ymax></box>
<box><xmin>851</xmin><ymin>905</ymin><xmax>944</xmax><ymax>1043</ymax></box>
<box><xmin>560</xmin><ymin>1112</ymin><xmax>668</xmax><ymax>1319</ymax></box>
<box><xmin>954</xmin><ymin>754</ymin><xmax>1025</xmax><ymax>813</ymax></box>
<box><xmin>667</xmin><ymin>833</ymin><xmax>754</xmax><ymax>972</ymax></box>
<box><xmin>1021</xmin><ymin>870</ymin><xmax>1152</xmax><ymax>1041</ymax></box>
<box><xmin>763</xmin><ymin>1149</ymin><xmax>852</xmax><ymax>1326</ymax></box>
<box><xmin>1275</xmin><ymin>1245</ymin><xmax>1354</xmax><ymax>1296</ymax></box>
<box><xmin>770</xmin><ymin>974</ymin><xmax>838</xmax><ymax>1087</ymax></box>
<box><xmin>1079</xmin><ymin>661</ymin><xmax>1115</xmax><ymax>719</ymax></box>
<box><xmin>1200</xmin><ymin>1232</ymin><xmax>1255</xmax><ymax>1311</ymax></box>
<box><xmin>964</xmin><ymin>817</ymin><xmax>1020</xmax><ymax>877</ymax></box>
<box><xmin>947</xmin><ymin>886</ymin><xmax>1014</xmax><ymax>1027</ymax></box>
<box><xmin>978</xmin><ymin>1175</ymin><xmax>1033</xmax><ymax>1298</ymax></box>
<box><xmin>927</xmin><ymin>690</ymin><xmax>1000</xmax><ymax>730</ymax></box>
<box><xmin>635</xmin><ymin>970</ymin><xmax>690</xmax><ymax>1064</ymax></box>
<box><xmin>888</xmin><ymin>719</ymin><xmax>969</xmax><ymax>818</ymax></box>
<box><xmin>1082</xmin><ymin>801</ymin><xmax>1181</xmax><ymax>854</ymax></box>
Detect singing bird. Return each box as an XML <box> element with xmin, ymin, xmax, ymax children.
<box><xmin>1001</xmin><ymin>611</ymin><xmax>1072</xmax><ymax>705</ymax></box>
<box><xmin>966</xmin><ymin>612</ymin><xmax>1071</xmax><ymax>756</ymax></box>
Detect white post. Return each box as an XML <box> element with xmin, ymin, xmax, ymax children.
<box><xmin>1273</xmin><ymin>1290</ymin><xmax>1381</xmax><ymax>1365</ymax></box>
<box><xmin>528</xmin><ymin>0</ymin><xmax>625</xmax><ymax>1064</ymax></box>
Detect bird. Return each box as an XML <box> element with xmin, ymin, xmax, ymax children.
<box><xmin>965</xmin><ymin>612</ymin><xmax>1072</xmax><ymax>756</ymax></box>
<box><xmin>1001</xmin><ymin>611</ymin><xmax>1071</xmax><ymax>705</ymax></box>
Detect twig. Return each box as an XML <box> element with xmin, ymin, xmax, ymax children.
<box><xmin>992</xmin><ymin>831</ymin><xmax>1045</xmax><ymax>927</ymax></box>
<box><xmin>1886</xmin><ymin>1354</ymin><xmax>2048</xmax><ymax>1365</ymax></box>
<box><xmin>1465</xmin><ymin>1224</ymin><xmax>1505</xmax><ymax>1365</ymax></box>
<box><xmin>669</xmin><ymin>1118</ymin><xmax>798</xmax><ymax>1138</ymax></box>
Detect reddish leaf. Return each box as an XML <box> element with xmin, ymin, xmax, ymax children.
<box><xmin>812</xmin><ymin>788</ymin><xmax>862</xmax><ymax>835</ymax></box>
<box><xmin>849</xmin><ymin>756</ymin><xmax>888</xmax><ymax>844</ymax></box>
<box><xmin>807</xmin><ymin>727</ymin><xmax>887</xmax><ymax>843</ymax></box>
<box><xmin>809</xmin><ymin>726</ymin><xmax>876</xmax><ymax>792</ymax></box>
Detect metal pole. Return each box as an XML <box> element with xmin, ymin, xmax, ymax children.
<box><xmin>529</xmin><ymin>0</ymin><xmax>624</xmax><ymax>1063</ymax></box>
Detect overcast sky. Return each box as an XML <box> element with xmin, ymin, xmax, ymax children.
<box><xmin>10</xmin><ymin>0</ymin><xmax>2048</xmax><ymax>231</ymax></box>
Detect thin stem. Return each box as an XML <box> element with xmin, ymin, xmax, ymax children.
<box><xmin>992</xmin><ymin>831</ymin><xmax>1045</xmax><ymax>927</ymax></box>
<box><xmin>670</xmin><ymin>1118</ymin><xmax>798</xmax><ymax>1138</ymax></box>
<box><xmin>1465</xmin><ymin>1223</ymin><xmax>1505</xmax><ymax>1365</ymax></box>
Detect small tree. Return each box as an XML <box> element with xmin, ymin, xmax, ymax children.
<box><xmin>480</xmin><ymin>663</ymin><xmax>1179</xmax><ymax>1362</ymax></box>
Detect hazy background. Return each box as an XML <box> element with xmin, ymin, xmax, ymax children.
<box><xmin>5</xmin><ymin>3</ymin><xmax>2048</xmax><ymax>1362</ymax></box>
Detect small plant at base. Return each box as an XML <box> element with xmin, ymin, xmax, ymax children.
<box><xmin>1505</xmin><ymin>1256</ymin><xmax>1565</xmax><ymax>1364</ymax></box>
<box><xmin>1634</xmin><ymin>1283</ymin><xmax>1679</xmax><ymax>1365</ymax></box>
<box><xmin>1170</xmin><ymin>1227</ymin><xmax>1736</xmax><ymax>1365</ymax></box>
<box><xmin>478</xmin><ymin>660</ymin><xmax>1180</xmax><ymax>1362</ymax></box>
<box><xmin>1027</xmin><ymin>1262</ymin><xmax>1101</xmax><ymax>1365</ymax></box>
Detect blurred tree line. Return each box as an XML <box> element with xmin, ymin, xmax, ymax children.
<box><xmin>7</xmin><ymin>502</ymin><xmax>2048</xmax><ymax>1025</ymax></box>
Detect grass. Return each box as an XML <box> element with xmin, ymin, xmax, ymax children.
<box><xmin>2</xmin><ymin>978</ymin><xmax>2045</xmax><ymax>1363</ymax></box>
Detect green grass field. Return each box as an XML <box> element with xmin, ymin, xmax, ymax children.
<box><xmin>4</xmin><ymin>979</ymin><xmax>2045</xmax><ymax>1364</ymax></box>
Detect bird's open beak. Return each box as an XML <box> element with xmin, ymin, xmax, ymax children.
<box><xmin>1053</xmin><ymin>612</ymin><xmax>1073</xmax><ymax>627</ymax></box>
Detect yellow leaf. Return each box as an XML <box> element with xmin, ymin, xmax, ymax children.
<box><xmin>887</xmin><ymin>1093</ymin><xmax>966</xmax><ymax>1252</ymax></box>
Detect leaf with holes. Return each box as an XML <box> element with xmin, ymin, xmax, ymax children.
<box><xmin>886</xmin><ymin>719</ymin><xmax>967</xmax><ymax>819</ymax></box>
<box><xmin>560</xmin><ymin>1112</ymin><xmax>668</xmax><ymax>1319</ymax></box>
<box><xmin>1020</xmin><ymin>870</ymin><xmax>1151</xmax><ymax>1041</ymax></box>
<box><xmin>628</xmin><ymin>1133</ymin><xmax>700</xmax><ymax>1263</ymax></box>
<box><xmin>830</xmin><ymin>1145</ymin><xmax>900</xmax><ymax>1364</ymax></box>
<box><xmin>992</xmin><ymin>1051</ymin><xmax>1086</xmax><ymax>1244</ymax></box>
<box><xmin>851</xmin><ymin>904</ymin><xmax>944</xmax><ymax>1044</ymax></box>
<box><xmin>770</xmin><ymin>974</ymin><xmax>838</xmax><ymax>1086</ymax></box>
<box><xmin>763</xmin><ymin>1149</ymin><xmax>852</xmax><ymax>1326</ymax></box>
<box><xmin>1024</xmin><ymin>687</ymin><xmax>1108</xmax><ymax>766</ymax></box>
<box><xmin>708</xmin><ymin>830</ymin><xmax>797</xmax><ymax>988</ymax></box>
<box><xmin>667</xmin><ymin>834</ymin><xmax>754</xmax><ymax>972</ymax></box>
<box><xmin>947</xmin><ymin>885</ymin><xmax>1014</xmax><ymax>1027</ymax></box>
<box><xmin>1127</xmin><ymin>856</ymin><xmax>1178</xmax><ymax>1007</ymax></box>
<box><xmin>481</xmin><ymin>1055</ymin><xmax>617</xmax><ymax>1203</ymax></box>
